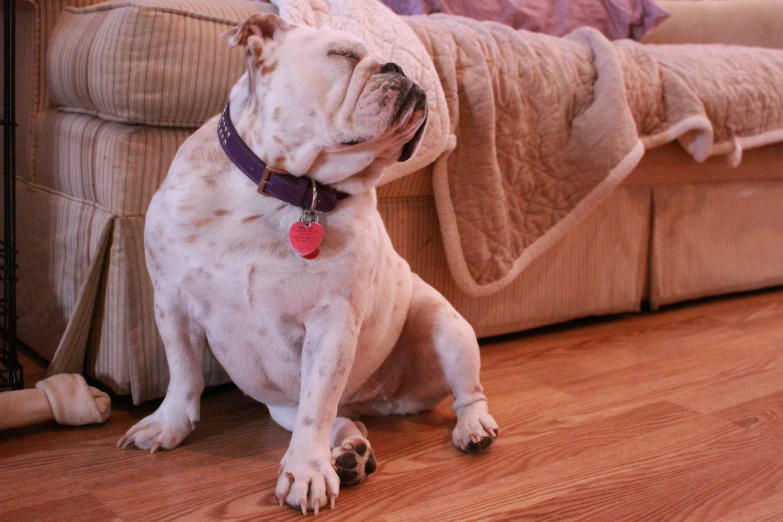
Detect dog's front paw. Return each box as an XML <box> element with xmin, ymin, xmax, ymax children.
<box><xmin>331</xmin><ymin>436</ymin><xmax>377</xmax><ymax>487</ymax></box>
<box><xmin>453</xmin><ymin>406</ymin><xmax>499</xmax><ymax>454</ymax></box>
<box><xmin>118</xmin><ymin>410</ymin><xmax>195</xmax><ymax>454</ymax></box>
<box><xmin>276</xmin><ymin>449</ymin><xmax>340</xmax><ymax>515</ymax></box>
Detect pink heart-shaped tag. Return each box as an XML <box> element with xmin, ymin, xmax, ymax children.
<box><xmin>289</xmin><ymin>221</ymin><xmax>324</xmax><ymax>257</ymax></box>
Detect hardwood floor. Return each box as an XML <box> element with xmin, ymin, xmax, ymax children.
<box><xmin>2</xmin><ymin>289</ymin><xmax>783</xmax><ymax>521</ymax></box>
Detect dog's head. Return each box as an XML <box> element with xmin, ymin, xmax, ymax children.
<box><xmin>221</xmin><ymin>14</ymin><xmax>428</xmax><ymax>194</ymax></box>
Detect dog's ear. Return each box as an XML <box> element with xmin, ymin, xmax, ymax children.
<box><xmin>220</xmin><ymin>13</ymin><xmax>291</xmax><ymax>51</ymax></box>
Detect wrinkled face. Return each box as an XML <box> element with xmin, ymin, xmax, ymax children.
<box><xmin>222</xmin><ymin>14</ymin><xmax>428</xmax><ymax>193</ymax></box>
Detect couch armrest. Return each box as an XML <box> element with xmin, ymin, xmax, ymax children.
<box><xmin>21</xmin><ymin>0</ymin><xmax>108</xmax><ymax>113</ymax></box>
<box><xmin>13</xmin><ymin>0</ymin><xmax>106</xmax><ymax>182</ymax></box>
<box><xmin>643</xmin><ymin>0</ymin><xmax>783</xmax><ymax>49</ymax></box>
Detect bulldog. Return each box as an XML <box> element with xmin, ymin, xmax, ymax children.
<box><xmin>118</xmin><ymin>13</ymin><xmax>498</xmax><ymax>514</ymax></box>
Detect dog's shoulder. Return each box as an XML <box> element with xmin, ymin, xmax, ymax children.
<box><xmin>172</xmin><ymin>116</ymin><xmax>231</xmax><ymax>179</ymax></box>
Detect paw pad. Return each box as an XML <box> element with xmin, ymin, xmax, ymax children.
<box><xmin>332</xmin><ymin>438</ymin><xmax>376</xmax><ymax>487</ymax></box>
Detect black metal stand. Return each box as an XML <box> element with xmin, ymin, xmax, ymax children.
<box><xmin>0</xmin><ymin>0</ymin><xmax>23</xmax><ymax>391</ymax></box>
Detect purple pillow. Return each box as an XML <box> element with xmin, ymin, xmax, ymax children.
<box><xmin>382</xmin><ymin>0</ymin><xmax>670</xmax><ymax>41</ymax></box>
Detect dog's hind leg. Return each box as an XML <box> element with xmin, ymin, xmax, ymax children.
<box><xmin>406</xmin><ymin>274</ymin><xmax>499</xmax><ymax>454</ymax></box>
<box><xmin>330</xmin><ymin>417</ymin><xmax>376</xmax><ymax>487</ymax></box>
<box><xmin>118</xmin><ymin>300</ymin><xmax>206</xmax><ymax>453</ymax></box>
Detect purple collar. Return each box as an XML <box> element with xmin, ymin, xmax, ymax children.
<box><xmin>217</xmin><ymin>104</ymin><xmax>347</xmax><ymax>212</ymax></box>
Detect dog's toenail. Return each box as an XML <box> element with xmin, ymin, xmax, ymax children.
<box><xmin>353</xmin><ymin>442</ymin><xmax>367</xmax><ymax>457</ymax></box>
<box><xmin>336</xmin><ymin>453</ymin><xmax>357</xmax><ymax>469</ymax></box>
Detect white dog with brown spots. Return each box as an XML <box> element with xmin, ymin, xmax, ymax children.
<box><xmin>118</xmin><ymin>13</ymin><xmax>498</xmax><ymax>515</ymax></box>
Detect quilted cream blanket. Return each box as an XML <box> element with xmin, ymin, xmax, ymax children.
<box><xmin>272</xmin><ymin>1</ymin><xmax>783</xmax><ymax>297</ymax></box>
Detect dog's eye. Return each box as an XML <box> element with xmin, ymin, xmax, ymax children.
<box><xmin>328</xmin><ymin>49</ymin><xmax>361</xmax><ymax>62</ymax></box>
<box><xmin>342</xmin><ymin>139</ymin><xmax>366</xmax><ymax>146</ymax></box>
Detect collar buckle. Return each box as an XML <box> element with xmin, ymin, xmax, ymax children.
<box><xmin>257</xmin><ymin>164</ymin><xmax>286</xmax><ymax>195</ymax></box>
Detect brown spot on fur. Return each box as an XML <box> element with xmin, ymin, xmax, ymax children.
<box><xmin>309</xmin><ymin>460</ymin><xmax>321</xmax><ymax>471</ymax></box>
<box><xmin>302</xmin><ymin>416</ymin><xmax>314</xmax><ymax>427</ymax></box>
<box><xmin>261</xmin><ymin>61</ymin><xmax>278</xmax><ymax>75</ymax></box>
<box><xmin>257</xmin><ymin>327</ymin><xmax>268</xmax><ymax>337</ymax></box>
<box><xmin>262</xmin><ymin>376</ymin><xmax>284</xmax><ymax>394</ymax></box>
<box><xmin>203</xmin><ymin>176</ymin><xmax>217</xmax><ymax>188</ymax></box>
<box><xmin>247</xmin><ymin>265</ymin><xmax>257</xmax><ymax>306</ymax></box>
<box><xmin>193</xmin><ymin>216</ymin><xmax>215</xmax><ymax>227</ymax></box>
<box><xmin>215</xmin><ymin>209</ymin><xmax>231</xmax><ymax>217</ymax></box>
<box><xmin>208</xmin><ymin>241</ymin><xmax>217</xmax><ymax>248</ymax></box>
<box><xmin>278</xmin><ymin>313</ymin><xmax>305</xmax><ymax>347</ymax></box>
<box><xmin>321</xmin><ymin>226</ymin><xmax>348</xmax><ymax>254</ymax></box>
<box><xmin>186</xmin><ymin>234</ymin><xmax>199</xmax><ymax>244</ymax></box>
<box><xmin>224</xmin><ymin>13</ymin><xmax>290</xmax><ymax>47</ymax></box>
<box><xmin>274</xmin><ymin>156</ymin><xmax>286</xmax><ymax>169</ymax></box>
<box><xmin>255</xmin><ymin>240</ymin><xmax>291</xmax><ymax>261</ymax></box>
<box><xmin>336</xmin><ymin>351</ymin><xmax>349</xmax><ymax>373</ymax></box>
<box><xmin>242</xmin><ymin>214</ymin><xmax>264</xmax><ymax>223</ymax></box>
<box><xmin>272</xmin><ymin>107</ymin><xmax>281</xmax><ymax>121</ymax></box>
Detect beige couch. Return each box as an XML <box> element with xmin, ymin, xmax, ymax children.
<box><xmin>12</xmin><ymin>0</ymin><xmax>783</xmax><ymax>403</ymax></box>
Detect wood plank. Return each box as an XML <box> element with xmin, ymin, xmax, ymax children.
<box><xmin>0</xmin><ymin>493</ymin><xmax>121</xmax><ymax>522</ymax></box>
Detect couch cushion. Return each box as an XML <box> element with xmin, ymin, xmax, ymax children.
<box><xmin>48</xmin><ymin>0</ymin><xmax>261</xmax><ymax>127</ymax></box>
<box><xmin>34</xmin><ymin>111</ymin><xmax>191</xmax><ymax>214</ymax></box>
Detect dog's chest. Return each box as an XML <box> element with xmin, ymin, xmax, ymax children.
<box><xmin>168</xmin><ymin>213</ymin><xmax>369</xmax><ymax>403</ymax></box>
<box><xmin>148</xmin><ymin>172</ymin><xmax>391</xmax><ymax>404</ymax></box>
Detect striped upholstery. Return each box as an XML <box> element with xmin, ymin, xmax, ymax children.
<box><xmin>48</xmin><ymin>0</ymin><xmax>258</xmax><ymax>126</ymax></box>
<box><xmin>380</xmin><ymin>186</ymin><xmax>652</xmax><ymax>338</ymax></box>
<box><xmin>650</xmin><ymin>181</ymin><xmax>783</xmax><ymax>309</ymax></box>
<box><xmin>34</xmin><ymin>111</ymin><xmax>192</xmax><ymax>214</ymax></box>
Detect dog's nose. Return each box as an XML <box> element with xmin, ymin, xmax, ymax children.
<box><xmin>381</xmin><ymin>62</ymin><xmax>406</xmax><ymax>77</ymax></box>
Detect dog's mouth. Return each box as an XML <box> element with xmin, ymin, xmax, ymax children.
<box><xmin>399</xmin><ymin>113</ymin><xmax>427</xmax><ymax>162</ymax></box>
<box><xmin>396</xmin><ymin>86</ymin><xmax>428</xmax><ymax>162</ymax></box>
<box><xmin>392</xmin><ymin>82</ymin><xmax>426</xmax><ymax>124</ymax></box>
<box><xmin>336</xmin><ymin>68</ymin><xmax>427</xmax><ymax>160</ymax></box>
